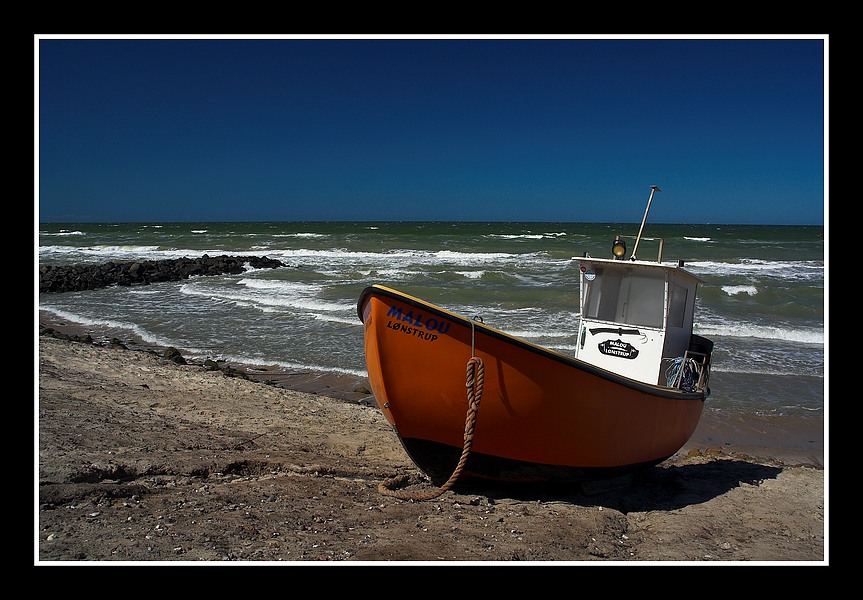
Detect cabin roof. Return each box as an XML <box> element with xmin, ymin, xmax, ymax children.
<box><xmin>573</xmin><ymin>256</ymin><xmax>705</xmax><ymax>284</ymax></box>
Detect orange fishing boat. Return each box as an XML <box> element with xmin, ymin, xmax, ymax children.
<box><xmin>357</xmin><ymin>187</ymin><xmax>712</xmax><ymax>488</ymax></box>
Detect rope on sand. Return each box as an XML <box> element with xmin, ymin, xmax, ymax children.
<box><xmin>378</xmin><ymin>356</ymin><xmax>485</xmax><ymax>501</ymax></box>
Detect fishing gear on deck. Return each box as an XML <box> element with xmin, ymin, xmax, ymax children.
<box><xmin>666</xmin><ymin>356</ymin><xmax>702</xmax><ymax>392</ymax></box>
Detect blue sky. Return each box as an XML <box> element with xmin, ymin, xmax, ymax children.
<box><xmin>36</xmin><ymin>35</ymin><xmax>827</xmax><ymax>225</ymax></box>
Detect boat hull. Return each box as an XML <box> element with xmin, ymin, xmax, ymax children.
<box><xmin>358</xmin><ymin>285</ymin><xmax>707</xmax><ymax>485</ymax></box>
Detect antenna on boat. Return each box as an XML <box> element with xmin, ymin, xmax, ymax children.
<box><xmin>630</xmin><ymin>185</ymin><xmax>660</xmax><ymax>261</ymax></box>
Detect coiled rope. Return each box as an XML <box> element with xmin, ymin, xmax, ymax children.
<box><xmin>378</xmin><ymin>320</ymin><xmax>485</xmax><ymax>501</ymax></box>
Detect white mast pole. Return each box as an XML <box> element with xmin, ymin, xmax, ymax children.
<box><xmin>630</xmin><ymin>185</ymin><xmax>660</xmax><ymax>261</ymax></box>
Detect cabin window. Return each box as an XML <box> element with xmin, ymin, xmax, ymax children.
<box><xmin>668</xmin><ymin>283</ymin><xmax>688</xmax><ymax>328</ymax></box>
<box><xmin>583</xmin><ymin>267</ymin><xmax>666</xmax><ymax>328</ymax></box>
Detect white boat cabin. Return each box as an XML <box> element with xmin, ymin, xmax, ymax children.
<box><xmin>573</xmin><ymin>253</ymin><xmax>705</xmax><ymax>388</ymax></box>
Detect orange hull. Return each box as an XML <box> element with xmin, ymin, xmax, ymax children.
<box><xmin>358</xmin><ymin>285</ymin><xmax>706</xmax><ymax>485</ymax></box>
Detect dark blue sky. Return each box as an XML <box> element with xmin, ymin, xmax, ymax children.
<box><xmin>37</xmin><ymin>35</ymin><xmax>826</xmax><ymax>224</ymax></box>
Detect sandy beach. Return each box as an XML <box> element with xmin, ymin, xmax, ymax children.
<box><xmin>36</xmin><ymin>325</ymin><xmax>826</xmax><ymax>563</ymax></box>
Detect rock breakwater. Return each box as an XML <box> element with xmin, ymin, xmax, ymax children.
<box><xmin>39</xmin><ymin>255</ymin><xmax>286</xmax><ymax>293</ymax></box>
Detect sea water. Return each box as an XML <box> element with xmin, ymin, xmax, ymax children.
<box><xmin>37</xmin><ymin>221</ymin><xmax>825</xmax><ymax>424</ymax></box>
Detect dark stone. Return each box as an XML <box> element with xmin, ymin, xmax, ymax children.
<box><xmin>163</xmin><ymin>347</ymin><xmax>186</xmax><ymax>364</ymax></box>
<box><xmin>220</xmin><ymin>366</ymin><xmax>249</xmax><ymax>380</ymax></box>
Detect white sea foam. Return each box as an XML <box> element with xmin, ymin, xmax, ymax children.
<box><xmin>488</xmin><ymin>234</ymin><xmax>547</xmax><ymax>240</ymax></box>
<box><xmin>695</xmin><ymin>322</ymin><xmax>824</xmax><ymax>344</ymax></box>
<box><xmin>40</xmin><ymin>229</ymin><xmax>85</xmax><ymax>236</ymax></box>
<box><xmin>722</xmin><ymin>285</ymin><xmax>758</xmax><ymax>296</ymax></box>
<box><xmin>686</xmin><ymin>259</ymin><xmax>824</xmax><ymax>281</ymax></box>
<box><xmin>38</xmin><ymin>306</ymin><xmax>177</xmax><ymax>348</ymax></box>
<box><xmin>311</xmin><ymin>312</ymin><xmax>361</xmax><ymax>326</ymax></box>
<box><xmin>40</xmin><ymin>244</ymin><xmax>166</xmax><ymax>262</ymax></box>
<box><xmin>182</xmin><ymin>279</ymin><xmax>349</xmax><ymax>313</ymax></box>
<box><xmin>506</xmin><ymin>329</ymin><xmax>573</xmax><ymax>340</ymax></box>
<box><xmin>239</xmin><ymin>356</ymin><xmax>368</xmax><ymax>378</ymax></box>
<box><xmin>487</xmin><ymin>231</ymin><xmax>567</xmax><ymax>239</ymax></box>
<box><xmin>358</xmin><ymin>267</ymin><xmax>411</xmax><ymax>280</ymax></box>
<box><xmin>432</xmin><ymin>249</ymin><xmax>519</xmax><ymax>261</ymax></box>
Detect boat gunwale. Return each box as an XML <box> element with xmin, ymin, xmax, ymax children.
<box><xmin>357</xmin><ymin>284</ymin><xmax>707</xmax><ymax>402</ymax></box>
